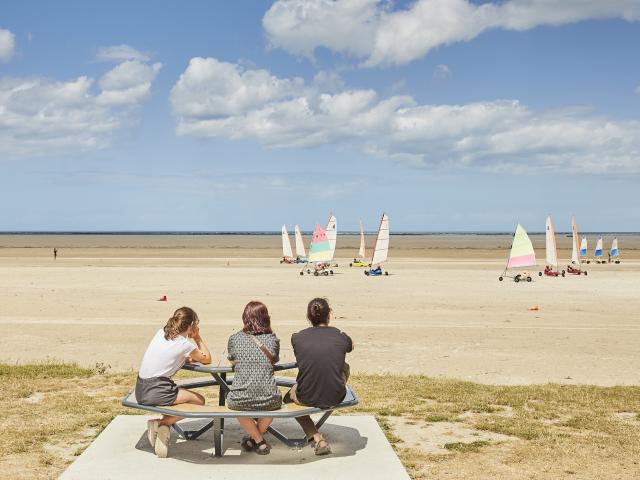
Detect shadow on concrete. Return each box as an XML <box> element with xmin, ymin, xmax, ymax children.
<box><xmin>135</xmin><ymin>418</ymin><xmax>368</xmax><ymax>465</ymax></box>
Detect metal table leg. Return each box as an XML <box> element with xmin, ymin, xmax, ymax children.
<box><xmin>216</xmin><ymin>372</ymin><xmax>226</xmax><ymax>456</ymax></box>
<box><xmin>213</xmin><ymin>418</ymin><xmax>223</xmax><ymax>457</ymax></box>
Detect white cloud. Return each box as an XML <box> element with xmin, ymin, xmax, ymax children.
<box><xmin>433</xmin><ymin>64</ymin><xmax>451</xmax><ymax>81</ymax></box>
<box><xmin>97</xmin><ymin>61</ymin><xmax>162</xmax><ymax>105</ymax></box>
<box><xmin>636</xmin><ymin>85</ymin><xmax>640</xmax><ymax>95</ymax></box>
<box><xmin>0</xmin><ymin>28</ymin><xmax>16</xmax><ymax>63</ymax></box>
<box><xmin>171</xmin><ymin>57</ymin><xmax>640</xmax><ymax>174</ymax></box>
<box><xmin>263</xmin><ymin>0</ymin><xmax>380</xmax><ymax>58</ymax></box>
<box><xmin>96</xmin><ymin>44</ymin><xmax>150</xmax><ymax>63</ymax></box>
<box><xmin>0</xmin><ymin>59</ymin><xmax>161</xmax><ymax>158</ymax></box>
<box><xmin>171</xmin><ymin>57</ymin><xmax>305</xmax><ymax>118</ymax></box>
<box><xmin>264</xmin><ymin>0</ymin><xmax>640</xmax><ymax>67</ymax></box>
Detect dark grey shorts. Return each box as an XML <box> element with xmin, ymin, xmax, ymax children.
<box><xmin>135</xmin><ymin>376</ymin><xmax>179</xmax><ymax>406</ymax></box>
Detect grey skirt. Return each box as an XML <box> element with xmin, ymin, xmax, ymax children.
<box><xmin>135</xmin><ymin>376</ymin><xmax>179</xmax><ymax>406</ymax></box>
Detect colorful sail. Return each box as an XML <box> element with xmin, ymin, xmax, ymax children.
<box><xmin>580</xmin><ymin>237</ymin><xmax>588</xmax><ymax>257</ymax></box>
<box><xmin>294</xmin><ymin>225</ymin><xmax>306</xmax><ymax>258</ymax></box>
<box><xmin>545</xmin><ymin>216</ymin><xmax>558</xmax><ymax>267</ymax></box>
<box><xmin>325</xmin><ymin>215</ymin><xmax>337</xmax><ymax>261</ymax></box>
<box><xmin>507</xmin><ymin>224</ymin><xmax>536</xmax><ymax>268</ymax></box>
<box><xmin>281</xmin><ymin>225</ymin><xmax>293</xmax><ymax>259</ymax></box>
<box><xmin>371</xmin><ymin>213</ymin><xmax>390</xmax><ymax>266</ymax></box>
<box><xmin>571</xmin><ymin>216</ymin><xmax>581</xmax><ymax>265</ymax></box>
<box><xmin>308</xmin><ymin>224</ymin><xmax>333</xmax><ymax>263</ymax></box>
<box><xmin>358</xmin><ymin>220</ymin><xmax>365</xmax><ymax>259</ymax></box>
<box><xmin>594</xmin><ymin>237</ymin><xmax>603</xmax><ymax>258</ymax></box>
<box><xmin>610</xmin><ymin>238</ymin><xmax>619</xmax><ymax>257</ymax></box>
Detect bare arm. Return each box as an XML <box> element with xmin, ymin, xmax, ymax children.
<box><xmin>188</xmin><ymin>325</ymin><xmax>211</xmax><ymax>364</ymax></box>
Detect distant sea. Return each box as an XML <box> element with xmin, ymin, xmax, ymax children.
<box><xmin>1</xmin><ymin>231</ymin><xmax>638</xmax><ymax>236</ymax></box>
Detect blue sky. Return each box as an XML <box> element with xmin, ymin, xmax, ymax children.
<box><xmin>1</xmin><ymin>0</ymin><xmax>639</xmax><ymax>232</ymax></box>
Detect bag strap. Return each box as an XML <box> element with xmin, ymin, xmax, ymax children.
<box><xmin>250</xmin><ymin>335</ymin><xmax>276</xmax><ymax>365</ymax></box>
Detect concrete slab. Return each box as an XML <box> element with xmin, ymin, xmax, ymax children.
<box><xmin>60</xmin><ymin>415</ymin><xmax>410</xmax><ymax>480</ymax></box>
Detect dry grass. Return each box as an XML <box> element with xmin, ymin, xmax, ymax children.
<box><xmin>0</xmin><ymin>365</ymin><xmax>639</xmax><ymax>479</ymax></box>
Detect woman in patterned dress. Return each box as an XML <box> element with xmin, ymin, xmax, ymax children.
<box><xmin>227</xmin><ymin>301</ymin><xmax>282</xmax><ymax>454</ymax></box>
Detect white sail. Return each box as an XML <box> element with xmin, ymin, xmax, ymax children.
<box><xmin>571</xmin><ymin>216</ymin><xmax>580</xmax><ymax>265</ymax></box>
<box><xmin>545</xmin><ymin>216</ymin><xmax>558</xmax><ymax>267</ymax></box>
<box><xmin>610</xmin><ymin>238</ymin><xmax>619</xmax><ymax>257</ymax></box>
<box><xmin>294</xmin><ymin>225</ymin><xmax>306</xmax><ymax>258</ymax></box>
<box><xmin>371</xmin><ymin>213</ymin><xmax>389</xmax><ymax>266</ymax></box>
<box><xmin>281</xmin><ymin>225</ymin><xmax>293</xmax><ymax>259</ymax></box>
<box><xmin>325</xmin><ymin>215</ymin><xmax>337</xmax><ymax>261</ymax></box>
<box><xmin>595</xmin><ymin>237</ymin><xmax>603</xmax><ymax>257</ymax></box>
<box><xmin>358</xmin><ymin>220</ymin><xmax>365</xmax><ymax>259</ymax></box>
<box><xmin>580</xmin><ymin>237</ymin><xmax>588</xmax><ymax>257</ymax></box>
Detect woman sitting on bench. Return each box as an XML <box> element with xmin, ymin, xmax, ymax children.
<box><xmin>227</xmin><ymin>301</ymin><xmax>282</xmax><ymax>455</ymax></box>
<box><xmin>136</xmin><ymin>306</ymin><xmax>212</xmax><ymax>458</ymax></box>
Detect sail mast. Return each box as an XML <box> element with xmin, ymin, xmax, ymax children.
<box><xmin>358</xmin><ymin>220</ymin><xmax>365</xmax><ymax>259</ymax></box>
<box><xmin>294</xmin><ymin>225</ymin><xmax>306</xmax><ymax>258</ymax></box>
<box><xmin>370</xmin><ymin>213</ymin><xmax>390</xmax><ymax>267</ymax></box>
<box><xmin>546</xmin><ymin>215</ymin><xmax>558</xmax><ymax>268</ymax></box>
<box><xmin>281</xmin><ymin>225</ymin><xmax>293</xmax><ymax>259</ymax></box>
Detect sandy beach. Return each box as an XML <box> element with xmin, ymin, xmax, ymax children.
<box><xmin>1</xmin><ymin>234</ymin><xmax>638</xmax><ymax>386</ymax></box>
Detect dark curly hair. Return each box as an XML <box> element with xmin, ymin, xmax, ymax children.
<box><xmin>307</xmin><ymin>297</ymin><xmax>331</xmax><ymax>326</ymax></box>
<box><xmin>164</xmin><ymin>306</ymin><xmax>199</xmax><ymax>340</ymax></box>
<box><xmin>242</xmin><ymin>301</ymin><xmax>273</xmax><ymax>336</ymax></box>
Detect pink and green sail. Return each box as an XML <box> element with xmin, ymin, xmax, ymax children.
<box><xmin>308</xmin><ymin>224</ymin><xmax>332</xmax><ymax>263</ymax></box>
<box><xmin>507</xmin><ymin>224</ymin><xmax>537</xmax><ymax>268</ymax></box>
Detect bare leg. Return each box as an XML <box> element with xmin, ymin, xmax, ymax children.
<box><xmin>159</xmin><ymin>388</ymin><xmax>205</xmax><ymax>426</ymax></box>
<box><xmin>237</xmin><ymin>418</ymin><xmax>262</xmax><ymax>443</ymax></box>
<box><xmin>257</xmin><ymin>417</ymin><xmax>273</xmax><ymax>435</ymax></box>
<box><xmin>295</xmin><ymin>415</ymin><xmax>318</xmax><ymax>439</ymax></box>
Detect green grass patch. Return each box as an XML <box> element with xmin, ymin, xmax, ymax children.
<box><xmin>0</xmin><ymin>362</ymin><xmax>94</xmax><ymax>379</ymax></box>
<box><xmin>444</xmin><ymin>440</ymin><xmax>489</xmax><ymax>453</ymax></box>
<box><xmin>1</xmin><ymin>364</ymin><xmax>639</xmax><ymax>479</ymax></box>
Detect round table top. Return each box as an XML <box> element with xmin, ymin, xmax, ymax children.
<box><xmin>182</xmin><ymin>361</ymin><xmax>297</xmax><ymax>374</ymax></box>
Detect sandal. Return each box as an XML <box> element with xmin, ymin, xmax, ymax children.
<box><xmin>254</xmin><ymin>439</ymin><xmax>271</xmax><ymax>455</ymax></box>
<box><xmin>312</xmin><ymin>435</ymin><xmax>331</xmax><ymax>456</ymax></box>
<box><xmin>241</xmin><ymin>436</ymin><xmax>256</xmax><ymax>452</ymax></box>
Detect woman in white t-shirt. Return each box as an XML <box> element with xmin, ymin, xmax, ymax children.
<box><xmin>136</xmin><ymin>306</ymin><xmax>211</xmax><ymax>458</ymax></box>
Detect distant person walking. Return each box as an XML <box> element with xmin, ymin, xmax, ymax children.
<box><xmin>53</xmin><ymin>248</ymin><xmax>57</xmax><ymax>260</ymax></box>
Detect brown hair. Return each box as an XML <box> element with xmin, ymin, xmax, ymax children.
<box><xmin>242</xmin><ymin>301</ymin><xmax>272</xmax><ymax>336</ymax></box>
<box><xmin>307</xmin><ymin>297</ymin><xmax>330</xmax><ymax>326</ymax></box>
<box><xmin>164</xmin><ymin>307</ymin><xmax>199</xmax><ymax>340</ymax></box>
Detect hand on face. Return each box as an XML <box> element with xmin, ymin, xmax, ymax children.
<box><xmin>189</xmin><ymin>323</ymin><xmax>201</xmax><ymax>340</ymax></box>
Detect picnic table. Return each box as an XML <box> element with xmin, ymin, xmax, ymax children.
<box><xmin>122</xmin><ymin>361</ymin><xmax>358</xmax><ymax>456</ymax></box>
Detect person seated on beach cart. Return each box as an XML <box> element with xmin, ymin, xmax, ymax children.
<box><xmin>283</xmin><ymin>297</ymin><xmax>353</xmax><ymax>455</ymax></box>
<box><xmin>226</xmin><ymin>301</ymin><xmax>282</xmax><ymax>455</ymax></box>
<box><xmin>135</xmin><ymin>307</ymin><xmax>212</xmax><ymax>458</ymax></box>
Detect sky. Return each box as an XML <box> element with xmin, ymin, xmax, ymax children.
<box><xmin>1</xmin><ymin>0</ymin><xmax>639</xmax><ymax>232</ymax></box>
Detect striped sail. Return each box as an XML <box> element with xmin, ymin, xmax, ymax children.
<box><xmin>294</xmin><ymin>225</ymin><xmax>306</xmax><ymax>258</ymax></box>
<box><xmin>594</xmin><ymin>237</ymin><xmax>603</xmax><ymax>258</ymax></box>
<box><xmin>580</xmin><ymin>237</ymin><xmax>588</xmax><ymax>257</ymax></box>
<box><xmin>610</xmin><ymin>238</ymin><xmax>619</xmax><ymax>257</ymax></box>
<box><xmin>281</xmin><ymin>225</ymin><xmax>293</xmax><ymax>258</ymax></box>
<box><xmin>545</xmin><ymin>216</ymin><xmax>558</xmax><ymax>267</ymax></box>
<box><xmin>571</xmin><ymin>217</ymin><xmax>581</xmax><ymax>265</ymax></box>
<box><xmin>507</xmin><ymin>224</ymin><xmax>536</xmax><ymax>268</ymax></box>
<box><xmin>358</xmin><ymin>220</ymin><xmax>365</xmax><ymax>259</ymax></box>
<box><xmin>308</xmin><ymin>224</ymin><xmax>332</xmax><ymax>262</ymax></box>
<box><xmin>371</xmin><ymin>213</ymin><xmax>389</xmax><ymax>266</ymax></box>
<box><xmin>325</xmin><ymin>215</ymin><xmax>337</xmax><ymax>261</ymax></box>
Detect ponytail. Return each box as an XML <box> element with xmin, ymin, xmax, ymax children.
<box><xmin>306</xmin><ymin>298</ymin><xmax>330</xmax><ymax>326</ymax></box>
<box><xmin>164</xmin><ymin>307</ymin><xmax>199</xmax><ymax>340</ymax></box>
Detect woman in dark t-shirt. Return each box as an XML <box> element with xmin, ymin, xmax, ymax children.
<box><xmin>284</xmin><ymin>297</ymin><xmax>353</xmax><ymax>456</ymax></box>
